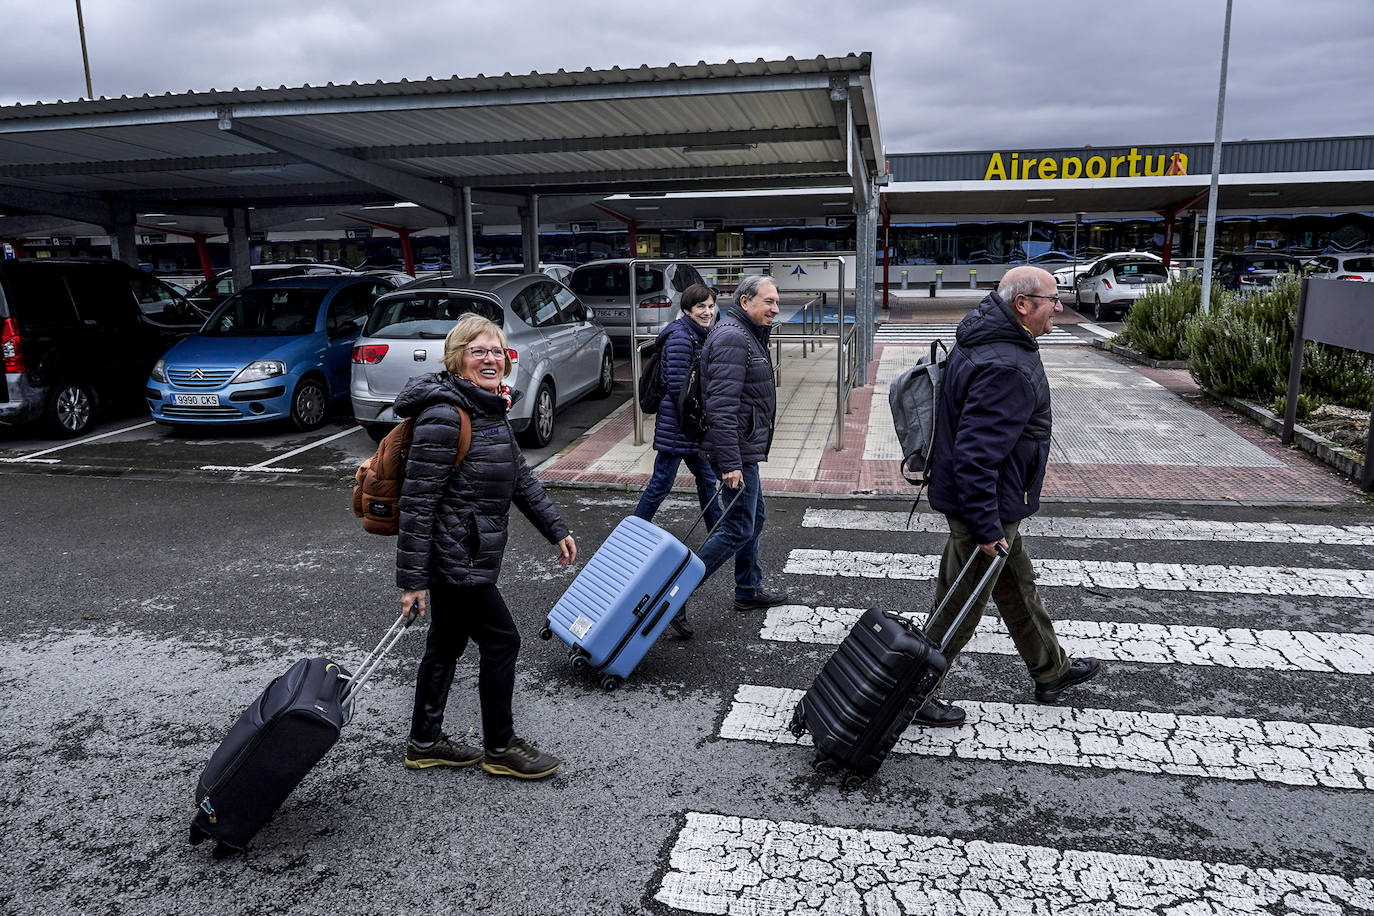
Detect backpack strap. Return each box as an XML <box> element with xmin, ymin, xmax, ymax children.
<box><xmin>453</xmin><ymin>408</ymin><xmax>471</xmax><ymax>467</ymax></box>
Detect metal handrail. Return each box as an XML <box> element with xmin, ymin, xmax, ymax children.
<box><xmin>625</xmin><ymin>256</ymin><xmax>853</xmax><ymax>451</ymax></box>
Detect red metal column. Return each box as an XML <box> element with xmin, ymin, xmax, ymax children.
<box><xmin>1155</xmin><ymin>189</ymin><xmax>1211</xmax><ymax>270</ymax></box>
<box><xmin>193</xmin><ymin>233</ymin><xmax>214</xmax><ymax>280</ymax></box>
<box><xmin>592</xmin><ymin>204</ymin><xmax>636</xmax><ymax>259</ymax></box>
<box><xmin>399</xmin><ymin>229</ymin><xmax>414</xmax><ymax>276</ymax></box>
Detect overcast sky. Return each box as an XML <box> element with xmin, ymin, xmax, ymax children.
<box><xmin>2</xmin><ymin>0</ymin><xmax>1371</xmax><ymax>153</ymax></box>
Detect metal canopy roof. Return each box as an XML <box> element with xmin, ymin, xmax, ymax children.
<box><xmin>0</xmin><ymin>54</ymin><xmax>882</xmax><ymax>225</ymax></box>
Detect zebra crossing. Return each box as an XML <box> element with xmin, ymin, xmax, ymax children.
<box><xmin>874</xmin><ymin>322</ymin><xmax>1087</xmax><ymax>346</ymax></box>
<box><xmin>652</xmin><ymin>503</ymin><xmax>1374</xmax><ymax>914</ymax></box>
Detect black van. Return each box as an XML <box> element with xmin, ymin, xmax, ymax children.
<box><xmin>0</xmin><ymin>258</ymin><xmax>205</xmax><ymax>436</ymax></box>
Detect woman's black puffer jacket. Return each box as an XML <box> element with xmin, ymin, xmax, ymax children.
<box><xmin>394</xmin><ymin>372</ymin><xmax>569</xmax><ymax>589</ymax></box>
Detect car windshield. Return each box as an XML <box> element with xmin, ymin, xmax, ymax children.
<box><xmin>202</xmin><ymin>287</ymin><xmax>327</xmax><ymax>336</ymax></box>
<box><xmin>364</xmin><ymin>293</ymin><xmax>503</xmax><ymax>338</ymax></box>
<box><xmin>569</xmin><ymin>266</ymin><xmax>664</xmax><ymax>297</ymax></box>
<box><xmin>1343</xmin><ymin>257</ymin><xmax>1374</xmax><ymax>272</ymax></box>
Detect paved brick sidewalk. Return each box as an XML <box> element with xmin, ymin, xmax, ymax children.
<box><xmin>536</xmin><ymin>321</ymin><xmax>1363</xmax><ymax>506</ymax></box>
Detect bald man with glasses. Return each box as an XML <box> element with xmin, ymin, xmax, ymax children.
<box><xmin>915</xmin><ymin>266</ymin><xmax>1102</xmax><ymax>728</ymax></box>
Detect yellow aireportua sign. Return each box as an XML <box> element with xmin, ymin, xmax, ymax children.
<box><xmin>983</xmin><ymin>148</ymin><xmax>1188</xmax><ymax>180</ymax></box>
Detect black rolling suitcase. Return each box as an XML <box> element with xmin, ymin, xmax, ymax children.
<box><xmin>189</xmin><ymin>610</ymin><xmax>416</xmax><ymax>857</ymax></box>
<box><xmin>790</xmin><ymin>545</ymin><xmax>1007</xmax><ymax>787</ymax></box>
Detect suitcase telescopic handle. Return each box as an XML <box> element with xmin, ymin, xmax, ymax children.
<box><xmin>340</xmin><ymin>606</ymin><xmax>419</xmax><ymax>709</ymax></box>
<box><xmin>923</xmin><ymin>543</ymin><xmax>1008</xmax><ymax>655</ymax></box>
<box><xmin>683</xmin><ymin>484</ymin><xmax>745</xmax><ymax>549</ymax></box>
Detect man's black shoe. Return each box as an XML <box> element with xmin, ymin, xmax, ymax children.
<box><xmin>733</xmin><ymin>587</ymin><xmax>789</xmax><ymax>612</ymax></box>
<box><xmin>912</xmin><ymin>698</ymin><xmax>966</xmax><ymax>728</ymax></box>
<box><xmin>1034</xmin><ymin>657</ymin><xmax>1103</xmax><ymax>704</ymax></box>
<box><xmin>668</xmin><ymin>610</ymin><xmax>695</xmax><ymax>640</ymax></box>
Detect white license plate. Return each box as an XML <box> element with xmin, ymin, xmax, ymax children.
<box><xmin>598</xmin><ymin>309</ymin><xmax>629</xmax><ymax>320</ymax></box>
<box><xmin>173</xmin><ymin>393</ymin><xmax>220</xmax><ymax>407</ymax></box>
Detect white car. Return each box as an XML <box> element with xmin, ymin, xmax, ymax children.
<box><xmin>1054</xmin><ymin>251</ymin><xmax>1162</xmax><ymax>290</ymax></box>
<box><xmin>1074</xmin><ymin>258</ymin><xmax>1170</xmax><ymax>321</ymax></box>
<box><xmin>1305</xmin><ymin>254</ymin><xmax>1374</xmax><ymax>282</ymax></box>
<box><xmin>477</xmin><ymin>262</ymin><xmax>575</xmax><ymax>285</ymax></box>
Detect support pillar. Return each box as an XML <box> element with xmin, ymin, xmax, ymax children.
<box><xmin>521</xmin><ymin>192</ymin><xmax>540</xmax><ymax>274</ymax></box>
<box><xmin>108</xmin><ymin>205</ymin><xmax>139</xmax><ymax>268</ymax></box>
<box><xmin>881</xmin><ymin>196</ymin><xmax>891</xmax><ymax>312</ymax></box>
<box><xmin>225</xmin><ymin>208</ymin><xmax>252</xmax><ymax>294</ymax></box>
<box><xmin>448</xmin><ymin>185</ymin><xmax>475</xmax><ymax>280</ymax></box>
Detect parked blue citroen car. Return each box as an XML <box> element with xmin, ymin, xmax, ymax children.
<box><xmin>147</xmin><ymin>275</ymin><xmax>393</xmax><ymax>430</ymax></box>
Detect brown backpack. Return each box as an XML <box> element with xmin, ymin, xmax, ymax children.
<box><xmin>351</xmin><ymin>409</ymin><xmax>471</xmax><ymax>536</ymax></box>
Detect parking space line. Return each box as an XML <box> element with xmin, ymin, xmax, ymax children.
<box><xmin>0</xmin><ymin>421</ymin><xmax>156</xmax><ymax>463</ymax></box>
<box><xmin>199</xmin><ymin>425</ymin><xmax>362</xmax><ymax>473</ymax></box>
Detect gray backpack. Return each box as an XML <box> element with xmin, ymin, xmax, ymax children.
<box><xmin>888</xmin><ymin>339</ymin><xmax>949</xmax><ymax>488</ymax></box>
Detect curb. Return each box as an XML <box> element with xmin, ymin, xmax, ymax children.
<box><xmin>1208</xmin><ymin>393</ymin><xmax>1368</xmax><ymax>488</ymax></box>
<box><xmin>1090</xmin><ymin>338</ymin><xmax>1189</xmax><ymax>369</ymax></box>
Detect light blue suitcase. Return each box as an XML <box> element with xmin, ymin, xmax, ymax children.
<box><xmin>542</xmin><ymin>516</ymin><xmax>704</xmax><ymax>689</ymax></box>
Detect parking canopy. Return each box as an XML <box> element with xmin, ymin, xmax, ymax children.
<box><xmin>0</xmin><ymin>54</ymin><xmax>883</xmax><ymax>223</ymax></box>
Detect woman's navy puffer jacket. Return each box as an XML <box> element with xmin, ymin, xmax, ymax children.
<box><xmin>394</xmin><ymin>372</ymin><xmax>569</xmax><ymax>589</ymax></box>
<box><xmin>651</xmin><ymin>314</ymin><xmax>710</xmax><ymax>456</ymax></box>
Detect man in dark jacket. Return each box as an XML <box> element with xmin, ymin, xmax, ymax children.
<box><xmin>919</xmin><ymin>266</ymin><xmax>1102</xmax><ymax>728</ymax></box>
<box><xmin>696</xmin><ymin>275</ymin><xmax>789</xmax><ymax>611</ymax></box>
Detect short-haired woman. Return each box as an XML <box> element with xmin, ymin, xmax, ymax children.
<box><xmin>632</xmin><ymin>283</ymin><xmax>721</xmax><ymax>637</ymax></box>
<box><xmin>395</xmin><ymin>313</ymin><xmax>576</xmax><ymax>779</ymax></box>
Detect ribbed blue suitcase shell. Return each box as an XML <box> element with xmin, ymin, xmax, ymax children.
<box><xmin>547</xmin><ymin>516</ymin><xmax>704</xmax><ymax>680</ymax></box>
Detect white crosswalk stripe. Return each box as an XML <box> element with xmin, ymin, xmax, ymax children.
<box><xmin>784</xmin><ymin>548</ymin><xmax>1374</xmax><ymax>599</ymax></box>
<box><xmin>760</xmin><ymin>604</ymin><xmax>1374</xmax><ymax>674</ymax></box>
<box><xmin>655</xmin><ymin>812</ymin><xmax>1374</xmax><ymax>915</ymax></box>
<box><xmin>654</xmin><ymin>504</ymin><xmax>1374</xmax><ymax>912</ymax></box>
<box><xmin>802</xmin><ymin>507</ymin><xmax>1374</xmax><ymax>546</ymax></box>
<box><xmin>875</xmin><ymin>322</ymin><xmax>1086</xmax><ymax>345</ymax></box>
<box><xmin>720</xmin><ymin>684</ymin><xmax>1374</xmax><ymax>789</ymax></box>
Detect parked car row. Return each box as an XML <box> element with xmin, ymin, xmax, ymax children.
<box><xmin>2</xmin><ymin>257</ymin><xmax>630</xmax><ymax>446</ymax></box>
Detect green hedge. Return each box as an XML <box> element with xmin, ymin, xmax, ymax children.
<box><xmin>1182</xmin><ymin>275</ymin><xmax>1373</xmax><ymax>411</ymax></box>
<box><xmin>1119</xmin><ymin>278</ymin><xmax>1202</xmax><ymax>359</ymax></box>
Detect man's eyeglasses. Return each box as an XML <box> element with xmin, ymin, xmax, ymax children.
<box><xmin>1023</xmin><ymin>293</ymin><xmax>1062</xmax><ymax>304</ymax></box>
<box><xmin>465</xmin><ymin>347</ymin><xmax>505</xmax><ymax>359</ymax></box>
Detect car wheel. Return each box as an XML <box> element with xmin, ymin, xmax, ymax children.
<box><xmin>1093</xmin><ymin>296</ymin><xmax>1107</xmax><ymax>322</ymax></box>
<box><xmin>518</xmin><ymin>381</ymin><xmax>555</xmax><ymax>448</ymax></box>
<box><xmin>363</xmin><ymin>422</ymin><xmax>391</xmax><ymax>443</ymax></box>
<box><xmin>290</xmin><ymin>378</ymin><xmax>328</xmax><ymax>431</ymax></box>
<box><xmin>591</xmin><ymin>349</ymin><xmax>614</xmax><ymax>399</ymax></box>
<box><xmin>46</xmin><ymin>380</ymin><xmax>96</xmax><ymax>437</ymax></box>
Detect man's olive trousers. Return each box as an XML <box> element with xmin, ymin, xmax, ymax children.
<box><xmin>924</xmin><ymin>516</ymin><xmax>1070</xmax><ymax>684</ymax></box>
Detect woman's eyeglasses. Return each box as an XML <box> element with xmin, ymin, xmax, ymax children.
<box><xmin>465</xmin><ymin>347</ymin><xmax>505</xmax><ymax>359</ymax></box>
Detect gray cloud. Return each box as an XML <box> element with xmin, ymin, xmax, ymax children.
<box><xmin>1</xmin><ymin>0</ymin><xmax>1370</xmax><ymax>153</ymax></box>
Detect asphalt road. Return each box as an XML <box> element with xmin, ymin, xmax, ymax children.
<box><xmin>1</xmin><ymin>451</ymin><xmax>1371</xmax><ymax>914</ymax></box>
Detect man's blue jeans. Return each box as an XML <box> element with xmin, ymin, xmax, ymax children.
<box><xmin>633</xmin><ymin>451</ymin><xmax>721</xmax><ymax>531</ymax></box>
<box><xmin>696</xmin><ymin>462</ymin><xmax>765</xmax><ymax>598</ymax></box>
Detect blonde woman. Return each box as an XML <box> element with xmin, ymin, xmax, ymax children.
<box><xmin>395</xmin><ymin>313</ymin><xmax>575</xmax><ymax>779</ymax></box>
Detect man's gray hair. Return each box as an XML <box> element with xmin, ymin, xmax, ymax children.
<box><xmin>736</xmin><ymin>274</ymin><xmax>774</xmax><ymax>306</ymax></box>
<box><xmin>998</xmin><ymin>266</ymin><xmax>1052</xmax><ymax>301</ymax></box>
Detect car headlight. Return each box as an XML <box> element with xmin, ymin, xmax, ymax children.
<box><xmin>231</xmin><ymin>360</ymin><xmax>286</xmax><ymax>384</ymax></box>
<box><xmin>150</xmin><ymin>359</ymin><xmax>166</xmax><ymax>382</ymax></box>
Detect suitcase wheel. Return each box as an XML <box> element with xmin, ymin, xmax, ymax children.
<box><xmin>810</xmin><ymin>755</ymin><xmax>838</xmax><ymax>776</ymax></box>
<box><xmin>538</xmin><ymin>626</ymin><xmax>553</xmax><ymax>641</ymax></box>
<box><xmin>787</xmin><ymin>707</ymin><xmax>807</xmax><ymax>739</ymax></box>
<box><xmin>189</xmin><ymin>823</ymin><xmax>207</xmax><ymax>846</ymax></box>
<box><xmin>571</xmin><ymin>655</ymin><xmax>589</xmax><ymax>672</ymax></box>
<box><xmin>211</xmin><ymin>842</ymin><xmax>237</xmax><ymax>860</ymax></box>
<box><xmin>600</xmin><ymin>675</ymin><xmax>622</xmax><ymax>692</ymax></box>
<box><xmin>840</xmin><ymin>773</ymin><xmax>868</xmax><ymax>791</ymax></box>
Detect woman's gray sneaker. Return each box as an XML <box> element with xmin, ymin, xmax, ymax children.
<box><xmin>405</xmin><ymin>733</ymin><xmax>483</xmax><ymax>769</ymax></box>
<box><xmin>482</xmin><ymin>737</ymin><xmax>561</xmax><ymax>780</ymax></box>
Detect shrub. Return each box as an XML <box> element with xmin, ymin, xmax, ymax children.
<box><xmin>1186</xmin><ymin>274</ymin><xmax>1374</xmax><ymax>409</ymax></box>
<box><xmin>1120</xmin><ymin>278</ymin><xmax>1201</xmax><ymax>360</ymax></box>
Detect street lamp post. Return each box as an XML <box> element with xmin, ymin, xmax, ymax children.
<box><xmin>74</xmin><ymin>0</ymin><xmax>94</xmax><ymax>99</ymax></box>
<box><xmin>1199</xmin><ymin>0</ymin><xmax>1234</xmax><ymax>316</ymax></box>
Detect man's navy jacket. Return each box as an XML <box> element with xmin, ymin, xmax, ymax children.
<box><xmin>926</xmin><ymin>290</ymin><xmax>1053</xmax><ymax>544</ymax></box>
